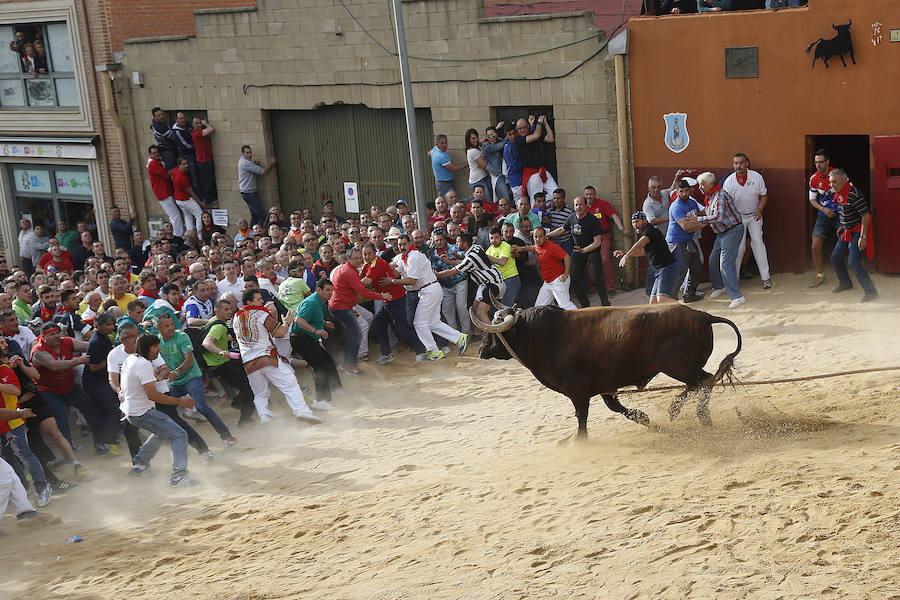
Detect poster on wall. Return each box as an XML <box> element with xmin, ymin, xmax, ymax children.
<box><xmin>211</xmin><ymin>209</ymin><xmax>228</xmax><ymax>227</ymax></box>
<box><xmin>344</xmin><ymin>182</ymin><xmax>359</xmax><ymax>214</ymax></box>
<box><xmin>663</xmin><ymin>113</ymin><xmax>690</xmax><ymax>154</ymax></box>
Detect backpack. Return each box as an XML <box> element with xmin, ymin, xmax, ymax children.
<box><xmin>185</xmin><ymin>325</ymin><xmax>211</xmax><ymax>371</ymax></box>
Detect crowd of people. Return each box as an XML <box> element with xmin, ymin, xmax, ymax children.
<box><xmin>0</xmin><ymin>107</ymin><xmax>876</xmax><ymax>528</ymax></box>
<box><xmin>648</xmin><ymin>0</ymin><xmax>807</xmax><ymax>15</ymax></box>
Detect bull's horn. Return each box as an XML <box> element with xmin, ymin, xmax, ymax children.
<box><xmin>469</xmin><ymin>307</ymin><xmax>516</xmax><ymax>333</ymax></box>
<box><xmin>489</xmin><ymin>290</ymin><xmax>508</xmax><ymax>310</ymax></box>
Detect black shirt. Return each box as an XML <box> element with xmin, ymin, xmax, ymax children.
<box><xmin>564</xmin><ymin>211</ymin><xmax>605</xmax><ymax>249</ymax></box>
<box><xmin>83</xmin><ymin>330</ymin><xmax>113</xmax><ymax>388</ymax></box>
<box><xmin>641</xmin><ymin>224</ymin><xmax>675</xmax><ymax>268</ymax></box>
<box><xmin>515</xmin><ymin>130</ymin><xmax>548</xmax><ymax>169</ymax></box>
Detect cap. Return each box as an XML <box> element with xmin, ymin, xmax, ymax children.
<box><xmin>395</xmin><ymin>198</ymin><xmax>407</xmax><ymax>206</ymax></box>
<box><xmin>631</xmin><ymin>211</ymin><xmax>647</xmax><ymax>221</ymax></box>
<box><xmin>385</xmin><ymin>226</ymin><xmax>404</xmax><ymax>240</ymax></box>
<box><xmin>678</xmin><ymin>177</ymin><xmax>698</xmax><ymax>188</ymax></box>
<box><xmin>322</xmin><ymin>199</ymin><xmax>334</xmax><ymax>206</ymax></box>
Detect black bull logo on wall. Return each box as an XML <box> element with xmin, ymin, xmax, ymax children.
<box><xmin>806</xmin><ymin>20</ymin><xmax>855</xmax><ymax>69</ymax></box>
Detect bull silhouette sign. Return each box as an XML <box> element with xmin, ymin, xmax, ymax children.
<box><xmin>806</xmin><ymin>20</ymin><xmax>855</xmax><ymax>69</ymax></box>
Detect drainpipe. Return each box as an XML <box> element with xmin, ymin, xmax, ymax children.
<box><xmin>611</xmin><ymin>32</ymin><xmax>635</xmax><ymax>288</ymax></box>
<box><xmin>97</xmin><ymin>67</ymin><xmax>137</xmax><ymax>219</ymax></box>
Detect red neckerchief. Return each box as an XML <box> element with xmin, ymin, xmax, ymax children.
<box><xmin>256</xmin><ymin>272</ymin><xmax>277</xmax><ymax>286</ymax></box>
<box><xmin>138</xmin><ymin>288</ymin><xmax>158</xmax><ymax>299</ymax></box>
<box><xmin>834</xmin><ymin>181</ymin><xmax>851</xmax><ymax>206</ymax></box>
<box><xmin>60</xmin><ymin>307</ymin><xmax>74</xmax><ymax>314</ymax></box>
<box><xmin>402</xmin><ymin>249</ymin><xmax>417</xmax><ymax>264</ymax></box>
<box><xmin>40</xmin><ymin>303</ymin><xmax>56</xmax><ymax>322</ymax></box>
<box><xmin>235</xmin><ymin>304</ymin><xmax>270</xmax><ymax>340</ymax></box>
<box><xmin>704</xmin><ymin>185</ymin><xmax>723</xmax><ymax>206</ymax></box>
<box><xmin>810</xmin><ymin>167</ymin><xmax>833</xmax><ymax>192</ymax></box>
<box><xmin>736</xmin><ymin>171</ymin><xmax>747</xmax><ymax>186</ymax></box>
<box><xmin>2</xmin><ymin>325</ymin><xmax>18</xmax><ymax>336</ymax></box>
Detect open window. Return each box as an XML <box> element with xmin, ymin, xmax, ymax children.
<box><xmin>0</xmin><ymin>22</ymin><xmax>78</xmax><ymax>109</ymax></box>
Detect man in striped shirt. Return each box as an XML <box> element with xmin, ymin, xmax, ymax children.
<box><xmin>829</xmin><ymin>169</ymin><xmax>877</xmax><ymax>302</ymax></box>
<box><xmin>546</xmin><ymin>188</ymin><xmax>575</xmax><ymax>254</ymax></box>
<box><xmin>436</xmin><ymin>232</ymin><xmax>506</xmax><ymax>327</ymax></box>
<box><xmin>684</xmin><ymin>172</ymin><xmax>746</xmax><ymax>309</ymax></box>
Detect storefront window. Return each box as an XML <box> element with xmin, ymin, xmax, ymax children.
<box><xmin>0</xmin><ymin>22</ymin><xmax>78</xmax><ymax>109</ymax></box>
<box><xmin>8</xmin><ymin>164</ymin><xmax>92</xmax><ymax>234</ymax></box>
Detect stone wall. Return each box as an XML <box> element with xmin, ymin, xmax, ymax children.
<box><xmin>119</xmin><ymin>0</ymin><xmax>625</xmax><ymax>229</ymax></box>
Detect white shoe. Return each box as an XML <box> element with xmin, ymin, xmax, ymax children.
<box><xmin>728</xmin><ymin>296</ymin><xmax>747</xmax><ymax>309</ymax></box>
<box><xmin>415</xmin><ymin>353</ymin><xmax>427</xmax><ymax>364</ymax></box>
<box><xmin>259</xmin><ymin>414</ymin><xmax>274</xmax><ymax>424</ymax></box>
<box><xmin>709</xmin><ymin>289</ymin><xmax>725</xmax><ymax>299</ymax></box>
<box><xmin>295</xmin><ymin>411</ymin><xmax>323</xmax><ymax>424</ymax></box>
<box><xmin>311</xmin><ymin>400</ymin><xmax>336</xmax><ymax>411</ymax></box>
<box><xmin>182</xmin><ymin>408</ymin><xmax>207</xmax><ymax>422</ymax></box>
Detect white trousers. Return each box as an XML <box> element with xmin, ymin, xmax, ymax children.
<box><xmin>246</xmin><ymin>360</ymin><xmax>312</xmax><ymax>418</ymax></box>
<box><xmin>158</xmin><ymin>197</ymin><xmax>185</xmax><ymax>237</ymax></box>
<box><xmin>354</xmin><ymin>304</ymin><xmax>374</xmax><ymax>358</ymax></box>
<box><xmin>176</xmin><ymin>198</ymin><xmax>205</xmax><ymax>233</ymax></box>
<box><xmin>414</xmin><ymin>283</ymin><xmax>462</xmax><ymax>353</ymax></box>
<box><xmin>535</xmin><ymin>275</ymin><xmax>577</xmax><ymax>310</ymax></box>
<box><xmin>0</xmin><ymin>457</ymin><xmax>35</xmax><ymax>520</ymax></box>
<box><xmin>736</xmin><ymin>215</ymin><xmax>770</xmax><ymax>280</ymax></box>
<box><xmin>526</xmin><ymin>170</ymin><xmax>559</xmax><ymax>202</ymax></box>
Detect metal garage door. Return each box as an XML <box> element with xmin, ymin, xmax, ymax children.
<box><xmin>270</xmin><ymin>105</ymin><xmax>433</xmax><ymax>219</ymax></box>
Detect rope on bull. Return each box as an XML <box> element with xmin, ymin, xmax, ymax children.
<box><xmin>618</xmin><ymin>365</ymin><xmax>900</xmax><ymax>395</ymax></box>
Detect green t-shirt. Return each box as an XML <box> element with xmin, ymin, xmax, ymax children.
<box><xmin>12</xmin><ymin>299</ymin><xmax>31</xmax><ymax>325</ymax></box>
<box><xmin>292</xmin><ymin>292</ymin><xmax>326</xmax><ymax>340</ymax></box>
<box><xmin>202</xmin><ymin>321</ymin><xmax>229</xmax><ymax>368</ymax></box>
<box><xmin>486</xmin><ymin>241</ymin><xmax>518</xmax><ymax>280</ymax></box>
<box><xmin>159</xmin><ymin>331</ymin><xmax>202</xmax><ymax>385</ymax></box>
<box><xmin>56</xmin><ymin>230</ymin><xmax>78</xmax><ymax>253</ymax></box>
<box><xmin>278</xmin><ymin>277</ymin><xmax>311</xmax><ymax>313</ymax></box>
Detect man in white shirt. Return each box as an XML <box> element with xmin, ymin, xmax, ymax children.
<box><xmin>216</xmin><ymin>261</ymin><xmax>245</xmax><ymax>304</ymax></box>
<box><xmin>120</xmin><ymin>332</ymin><xmax>196</xmax><ymax>487</ymax></box>
<box><xmin>183</xmin><ymin>280</ymin><xmax>215</xmax><ymax>327</ymax></box>
<box><xmin>1</xmin><ymin>309</ymin><xmax>36</xmax><ymax>356</ymax></box>
<box><xmin>723</xmin><ymin>153</ymin><xmax>771</xmax><ymax>289</ymax></box>
<box><xmin>388</xmin><ymin>234</ymin><xmax>468</xmax><ymax>361</ymax></box>
<box><xmin>233</xmin><ymin>288</ymin><xmax>321</xmax><ymax>424</ymax></box>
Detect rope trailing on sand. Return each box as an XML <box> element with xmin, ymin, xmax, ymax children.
<box><xmin>619</xmin><ymin>366</ymin><xmax>900</xmax><ymax>395</ymax></box>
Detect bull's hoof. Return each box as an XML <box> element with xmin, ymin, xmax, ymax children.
<box><xmin>626</xmin><ymin>409</ymin><xmax>651</xmax><ymax>427</ymax></box>
<box><xmin>697</xmin><ymin>404</ymin><xmax>713</xmax><ymax>427</ymax></box>
<box><xmin>668</xmin><ymin>396</ymin><xmax>688</xmax><ymax>421</ymax></box>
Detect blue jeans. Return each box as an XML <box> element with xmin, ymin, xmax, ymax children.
<box><xmin>493</xmin><ymin>175</ymin><xmax>512</xmax><ymax>204</ymax></box>
<box><xmin>831</xmin><ymin>232</ymin><xmax>876</xmax><ymax>294</ymax></box>
<box><xmin>169</xmin><ymin>377</ymin><xmax>232</xmax><ymax>440</ymax></box>
<box><xmin>373</xmin><ymin>295</ymin><xmax>426</xmax><ymax>356</ymax></box>
<box><xmin>128</xmin><ymin>408</ymin><xmax>188</xmax><ymax>482</ymax></box>
<box><xmin>4</xmin><ymin>425</ymin><xmax>47</xmax><ymax>492</ymax></box>
<box><xmin>501</xmin><ymin>275</ymin><xmax>521</xmax><ymax>306</ymax></box>
<box><xmin>645</xmin><ymin>264</ymin><xmax>657</xmax><ymax>297</ymax></box>
<box><xmin>709</xmin><ymin>224</ymin><xmax>745</xmax><ymax>300</ymax></box>
<box><xmin>240</xmin><ymin>191</ymin><xmax>266</xmax><ymax>228</ymax></box>
<box><xmin>471</xmin><ymin>175</ymin><xmax>493</xmax><ymax>203</ymax></box>
<box><xmin>331</xmin><ymin>308</ymin><xmax>362</xmax><ymax>368</ymax></box>
<box><xmin>435</xmin><ymin>180</ymin><xmax>454</xmax><ymax>197</ymax></box>
<box><xmin>42</xmin><ymin>385</ymin><xmax>115</xmax><ymax>447</ymax></box>
<box><xmin>651</xmin><ymin>262</ymin><xmax>677</xmax><ymax>298</ymax></box>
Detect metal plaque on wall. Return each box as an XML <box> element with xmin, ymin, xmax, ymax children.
<box><xmin>725</xmin><ymin>46</ymin><xmax>758</xmax><ymax>79</ymax></box>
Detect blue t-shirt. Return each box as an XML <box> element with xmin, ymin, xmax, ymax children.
<box><xmin>503</xmin><ymin>141</ymin><xmax>523</xmax><ymax>188</ymax></box>
<box><xmin>666</xmin><ymin>197</ymin><xmax>703</xmax><ymax>244</ymax></box>
<box><xmin>431</xmin><ymin>147</ymin><xmax>453</xmax><ymax>181</ymax></box>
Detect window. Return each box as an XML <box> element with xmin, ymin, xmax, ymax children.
<box><xmin>0</xmin><ymin>22</ymin><xmax>78</xmax><ymax>109</ymax></box>
<box><xmin>8</xmin><ymin>164</ymin><xmax>93</xmax><ymax>235</ymax></box>
<box><xmin>493</xmin><ymin>106</ymin><xmax>558</xmax><ymax>181</ymax></box>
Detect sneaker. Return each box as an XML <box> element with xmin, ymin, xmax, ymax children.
<box><xmin>295</xmin><ymin>412</ymin><xmax>323</xmax><ymax>425</ymax></box>
<box><xmin>860</xmin><ymin>291</ymin><xmax>879</xmax><ymax>303</ymax></box>
<box><xmin>456</xmin><ymin>333</ymin><xmax>469</xmax><ymax>357</ymax></box>
<box><xmin>170</xmin><ymin>476</ymin><xmax>197</xmax><ymax>488</ymax></box>
<box><xmin>259</xmin><ymin>414</ymin><xmax>274</xmax><ymax>424</ymax></box>
<box><xmin>106</xmin><ymin>443</ymin><xmax>122</xmax><ymax>456</ymax></box>
<box><xmin>16</xmin><ymin>511</ymin><xmax>54</xmax><ymax>527</ymax></box>
<box><xmin>832</xmin><ymin>283</ymin><xmax>853</xmax><ymax>294</ymax></box>
<box><xmin>709</xmin><ymin>289</ymin><xmax>725</xmax><ymax>299</ymax></box>
<box><xmin>71</xmin><ymin>443</ymin><xmax>83</xmax><ymax>453</ymax></box>
<box><xmin>728</xmin><ymin>296</ymin><xmax>747</xmax><ymax>309</ymax></box>
<box><xmin>52</xmin><ymin>480</ymin><xmax>77</xmax><ymax>494</ymax></box>
<box><xmin>426</xmin><ymin>349</ymin><xmax>446</xmax><ymax>361</ymax></box>
<box><xmin>358</xmin><ymin>354</ymin><xmax>369</xmax><ymax>362</ymax></box>
<box><xmin>440</xmin><ymin>346</ymin><xmax>450</xmax><ymax>355</ymax></box>
<box><xmin>311</xmin><ymin>400</ymin><xmax>336</xmax><ymax>411</ymax></box>
<box><xmin>374</xmin><ymin>354</ymin><xmax>395</xmax><ymax>365</ymax></box>
<box><xmin>414</xmin><ymin>353</ymin><xmax>427</xmax><ymax>364</ymax></box>
<box><xmin>182</xmin><ymin>408</ymin><xmax>207</xmax><ymax>422</ymax></box>
<box><xmin>682</xmin><ymin>294</ymin><xmax>703</xmax><ymax>303</ymax></box>
<box><xmin>338</xmin><ymin>365</ymin><xmax>362</xmax><ymax>376</ymax></box>
<box><xmin>129</xmin><ymin>464</ymin><xmax>150</xmax><ymax>477</ymax></box>
<box><xmin>73</xmin><ymin>463</ymin><xmax>88</xmax><ymax>479</ymax></box>
<box><xmin>201</xmin><ymin>451</ymin><xmax>215</xmax><ymax>462</ymax></box>
<box><xmin>94</xmin><ymin>443</ymin><xmax>109</xmax><ymax>456</ymax></box>
<box><xmin>808</xmin><ymin>274</ymin><xmax>826</xmax><ymax>288</ymax></box>
<box><xmin>46</xmin><ymin>458</ymin><xmax>64</xmax><ymax>469</ymax></box>
<box><xmin>205</xmin><ymin>388</ymin><xmax>218</xmax><ymax>398</ymax></box>
<box><xmin>607</xmin><ymin>289</ymin><xmax>617</xmax><ymax>298</ymax></box>
<box><xmin>36</xmin><ymin>486</ymin><xmax>52</xmax><ymax>508</ymax></box>
<box><xmin>223</xmin><ymin>436</ymin><xmax>237</xmax><ymax>449</ymax></box>
<box><xmin>762</xmin><ymin>279</ymin><xmax>772</xmax><ymax>289</ymax></box>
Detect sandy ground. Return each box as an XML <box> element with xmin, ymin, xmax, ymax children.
<box><xmin>3</xmin><ymin>271</ymin><xmax>899</xmax><ymax>600</ymax></box>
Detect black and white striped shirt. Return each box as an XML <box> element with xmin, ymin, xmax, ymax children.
<box><xmin>549</xmin><ymin>206</ymin><xmax>574</xmax><ymax>246</ymax></box>
<box><xmin>455</xmin><ymin>244</ymin><xmax>504</xmax><ymax>287</ymax></box>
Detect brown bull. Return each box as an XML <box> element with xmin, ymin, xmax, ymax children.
<box><xmin>472</xmin><ymin>301</ymin><xmax>742</xmax><ymax>436</ymax></box>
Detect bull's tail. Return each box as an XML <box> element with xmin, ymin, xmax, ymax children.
<box><xmin>805</xmin><ymin>39</ymin><xmax>822</xmax><ymax>54</ymax></box>
<box><xmin>707</xmin><ymin>314</ymin><xmax>742</xmax><ymax>388</ymax></box>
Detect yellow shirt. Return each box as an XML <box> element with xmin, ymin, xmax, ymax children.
<box><xmin>486</xmin><ymin>241</ymin><xmax>518</xmax><ymax>280</ymax></box>
<box><xmin>114</xmin><ymin>293</ymin><xmax>139</xmax><ymax>313</ymax></box>
<box><xmin>0</xmin><ymin>364</ymin><xmax>23</xmax><ymax>431</ymax></box>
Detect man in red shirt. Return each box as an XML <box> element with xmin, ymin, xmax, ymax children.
<box><xmin>191</xmin><ymin>117</ymin><xmax>217</xmax><ymax>206</ymax></box>
<box><xmin>513</xmin><ymin>226</ymin><xmax>576</xmax><ymax>309</ymax></box>
<box><xmin>328</xmin><ymin>248</ymin><xmax>391</xmax><ymax>375</ymax></box>
<box><xmin>147</xmin><ymin>145</ymin><xmax>184</xmax><ymax>237</ymax></box>
<box><xmin>171</xmin><ymin>157</ymin><xmax>205</xmax><ymax>244</ymax></box>
<box><xmin>37</xmin><ymin>239</ymin><xmax>73</xmax><ymax>273</ymax></box>
<box><xmin>584</xmin><ymin>185</ymin><xmax>626</xmax><ymax>297</ymax></box>
<box><xmin>360</xmin><ymin>242</ymin><xmax>426</xmax><ymax>364</ymax></box>
<box><xmin>30</xmin><ymin>323</ymin><xmax>120</xmax><ymax>454</ymax></box>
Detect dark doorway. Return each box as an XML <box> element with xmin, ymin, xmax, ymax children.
<box><xmin>492</xmin><ymin>105</ymin><xmax>558</xmax><ymax>183</ymax></box>
<box><xmin>804</xmin><ymin>135</ymin><xmax>870</xmax><ymax>266</ymax></box>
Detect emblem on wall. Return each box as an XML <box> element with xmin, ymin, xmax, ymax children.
<box><xmin>805</xmin><ymin>20</ymin><xmax>856</xmax><ymax>68</ymax></box>
<box><xmin>663</xmin><ymin>113</ymin><xmax>690</xmax><ymax>154</ymax></box>
<box><xmin>871</xmin><ymin>22</ymin><xmax>883</xmax><ymax>46</ymax></box>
